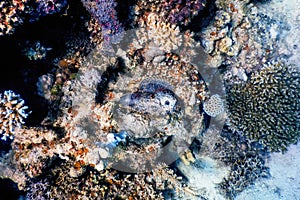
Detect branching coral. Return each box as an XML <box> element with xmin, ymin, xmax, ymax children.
<box><xmin>227</xmin><ymin>62</ymin><xmax>300</xmax><ymax>152</ymax></box>
<box><xmin>218</xmin><ymin>154</ymin><xmax>269</xmax><ymax>199</ymax></box>
<box><xmin>0</xmin><ymin>0</ymin><xmax>27</xmax><ymax>36</ymax></box>
<box><xmin>25</xmin><ymin>160</ymin><xmax>189</xmax><ymax>199</ymax></box>
<box><xmin>0</xmin><ymin>90</ymin><xmax>30</xmax><ymax>141</ymax></box>
<box><xmin>0</xmin><ymin>0</ymin><xmax>67</xmax><ymax>36</ymax></box>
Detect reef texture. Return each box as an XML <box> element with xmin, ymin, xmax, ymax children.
<box><xmin>0</xmin><ymin>0</ymin><xmax>300</xmax><ymax>199</ymax></box>
<box><xmin>227</xmin><ymin>62</ymin><xmax>300</xmax><ymax>152</ymax></box>
<box><xmin>0</xmin><ymin>0</ymin><xmax>27</xmax><ymax>36</ymax></box>
<box><xmin>0</xmin><ymin>0</ymin><xmax>67</xmax><ymax>36</ymax></box>
<box><xmin>80</xmin><ymin>0</ymin><xmax>124</xmax><ymax>44</ymax></box>
<box><xmin>135</xmin><ymin>0</ymin><xmax>206</xmax><ymax>26</ymax></box>
<box><xmin>201</xmin><ymin>0</ymin><xmax>289</xmax><ymax>84</ymax></box>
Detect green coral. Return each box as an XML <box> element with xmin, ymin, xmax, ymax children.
<box><xmin>227</xmin><ymin>62</ymin><xmax>300</xmax><ymax>152</ymax></box>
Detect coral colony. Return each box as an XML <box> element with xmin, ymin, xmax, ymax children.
<box><xmin>0</xmin><ymin>90</ymin><xmax>30</xmax><ymax>141</ymax></box>
<box><xmin>0</xmin><ymin>0</ymin><xmax>300</xmax><ymax>199</ymax></box>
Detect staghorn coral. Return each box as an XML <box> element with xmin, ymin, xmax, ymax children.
<box><xmin>227</xmin><ymin>62</ymin><xmax>300</xmax><ymax>152</ymax></box>
<box><xmin>0</xmin><ymin>90</ymin><xmax>30</xmax><ymax>141</ymax></box>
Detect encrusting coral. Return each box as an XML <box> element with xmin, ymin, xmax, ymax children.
<box><xmin>227</xmin><ymin>61</ymin><xmax>300</xmax><ymax>152</ymax></box>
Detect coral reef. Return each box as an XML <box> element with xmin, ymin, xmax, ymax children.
<box><xmin>26</xmin><ymin>0</ymin><xmax>67</xmax><ymax>22</ymax></box>
<box><xmin>200</xmin><ymin>0</ymin><xmax>289</xmax><ymax>84</ymax></box>
<box><xmin>0</xmin><ymin>90</ymin><xmax>30</xmax><ymax>141</ymax></box>
<box><xmin>80</xmin><ymin>0</ymin><xmax>124</xmax><ymax>44</ymax></box>
<box><xmin>236</xmin><ymin>142</ymin><xmax>300</xmax><ymax>200</ymax></box>
<box><xmin>135</xmin><ymin>0</ymin><xmax>206</xmax><ymax>26</ymax></box>
<box><xmin>218</xmin><ymin>154</ymin><xmax>269</xmax><ymax>199</ymax></box>
<box><xmin>1</xmin><ymin>0</ymin><xmax>300</xmax><ymax>199</ymax></box>
<box><xmin>0</xmin><ymin>0</ymin><xmax>28</xmax><ymax>36</ymax></box>
<box><xmin>25</xmin><ymin>160</ymin><xmax>191</xmax><ymax>199</ymax></box>
<box><xmin>53</xmin><ymin>42</ymin><xmax>210</xmax><ymax>172</ymax></box>
<box><xmin>21</xmin><ymin>41</ymin><xmax>52</xmax><ymax>61</ymax></box>
<box><xmin>227</xmin><ymin>62</ymin><xmax>300</xmax><ymax>152</ymax></box>
<box><xmin>198</xmin><ymin>124</ymin><xmax>270</xmax><ymax>199</ymax></box>
<box><xmin>0</xmin><ymin>0</ymin><xmax>67</xmax><ymax>36</ymax></box>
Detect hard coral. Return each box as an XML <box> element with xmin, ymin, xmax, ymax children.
<box><xmin>81</xmin><ymin>0</ymin><xmax>124</xmax><ymax>44</ymax></box>
<box><xmin>0</xmin><ymin>90</ymin><xmax>30</xmax><ymax>141</ymax></box>
<box><xmin>227</xmin><ymin>62</ymin><xmax>300</xmax><ymax>152</ymax></box>
<box><xmin>27</xmin><ymin>0</ymin><xmax>67</xmax><ymax>22</ymax></box>
<box><xmin>135</xmin><ymin>0</ymin><xmax>206</xmax><ymax>26</ymax></box>
<box><xmin>0</xmin><ymin>0</ymin><xmax>28</xmax><ymax>36</ymax></box>
<box><xmin>203</xmin><ymin>94</ymin><xmax>224</xmax><ymax>117</ymax></box>
<box><xmin>26</xmin><ymin>160</ymin><xmax>173</xmax><ymax>199</ymax></box>
<box><xmin>161</xmin><ymin>0</ymin><xmax>206</xmax><ymax>26</ymax></box>
<box><xmin>218</xmin><ymin>154</ymin><xmax>269</xmax><ymax>199</ymax></box>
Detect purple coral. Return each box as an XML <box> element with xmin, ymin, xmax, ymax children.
<box><xmin>27</xmin><ymin>0</ymin><xmax>68</xmax><ymax>22</ymax></box>
<box><xmin>81</xmin><ymin>0</ymin><xmax>124</xmax><ymax>44</ymax></box>
<box><xmin>35</xmin><ymin>0</ymin><xmax>67</xmax><ymax>15</ymax></box>
<box><xmin>162</xmin><ymin>0</ymin><xmax>206</xmax><ymax>26</ymax></box>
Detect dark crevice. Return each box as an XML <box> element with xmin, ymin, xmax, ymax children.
<box><xmin>115</xmin><ymin>0</ymin><xmax>137</xmax><ymax>29</ymax></box>
<box><xmin>0</xmin><ymin>0</ymin><xmax>90</xmax><ymax>126</ymax></box>
<box><xmin>181</xmin><ymin>0</ymin><xmax>218</xmax><ymax>33</ymax></box>
<box><xmin>0</xmin><ymin>178</ymin><xmax>25</xmax><ymax>200</ymax></box>
<box><xmin>96</xmin><ymin>57</ymin><xmax>127</xmax><ymax>104</ymax></box>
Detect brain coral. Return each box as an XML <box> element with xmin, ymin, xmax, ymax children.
<box><xmin>227</xmin><ymin>62</ymin><xmax>300</xmax><ymax>152</ymax></box>
<box><xmin>203</xmin><ymin>94</ymin><xmax>224</xmax><ymax>117</ymax></box>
